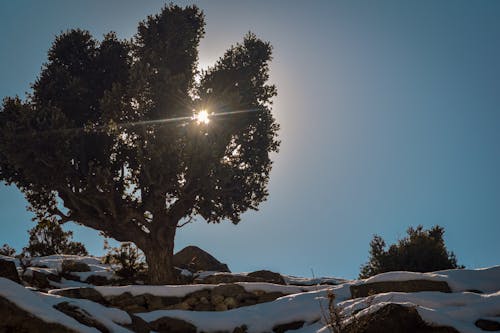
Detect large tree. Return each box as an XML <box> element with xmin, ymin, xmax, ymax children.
<box><xmin>0</xmin><ymin>5</ymin><xmax>279</xmax><ymax>283</ymax></box>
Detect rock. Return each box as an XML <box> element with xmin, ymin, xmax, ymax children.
<box><xmin>211</xmin><ymin>294</ymin><xmax>225</xmax><ymax>305</ymax></box>
<box><xmin>248</xmin><ymin>270</ymin><xmax>286</xmax><ymax>285</ymax></box>
<box><xmin>54</xmin><ymin>302</ymin><xmax>109</xmax><ymax>333</ymax></box>
<box><xmin>108</xmin><ymin>292</ymin><xmax>148</xmax><ymax>313</ymax></box>
<box><xmin>25</xmin><ymin>268</ymin><xmax>61</xmax><ymax>289</ymax></box>
<box><xmin>0</xmin><ymin>296</ymin><xmax>75</xmax><ymax>333</ymax></box>
<box><xmin>257</xmin><ymin>291</ymin><xmax>285</xmax><ymax>303</ymax></box>
<box><xmin>84</xmin><ymin>274</ymin><xmax>110</xmax><ymax>285</ymax></box>
<box><xmin>343</xmin><ymin>303</ymin><xmax>459</xmax><ymax>333</ymax></box>
<box><xmin>61</xmin><ymin>260</ymin><xmax>91</xmax><ymax>273</ymax></box>
<box><xmin>124</xmin><ymin>314</ymin><xmax>151</xmax><ymax>333</ymax></box>
<box><xmin>475</xmin><ymin>319</ymin><xmax>500</xmax><ymax>331</ymax></box>
<box><xmin>212</xmin><ymin>283</ymin><xmax>246</xmax><ymax>297</ymax></box>
<box><xmin>350</xmin><ymin>280</ymin><xmax>451</xmax><ymax>298</ymax></box>
<box><xmin>0</xmin><ymin>258</ymin><xmax>21</xmax><ymax>283</ymax></box>
<box><xmin>273</xmin><ymin>320</ymin><xmax>305</xmax><ymax>333</ymax></box>
<box><xmin>149</xmin><ymin>317</ymin><xmax>197</xmax><ymax>333</ymax></box>
<box><xmin>224</xmin><ymin>296</ymin><xmax>237</xmax><ymax>309</ymax></box>
<box><xmin>173</xmin><ymin>245</ymin><xmax>230</xmax><ymax>273</ymax></box>
<box><xmin>50</xmin><ymin>287</ymin><xmax>106</xmax><ymax>303</ymax></box>
<box><xmin>198</xmin><ymin>273</ymin><xmax>262</xmax><ymax>284</ymax></box>
<box><xmin>215</xmin><ymin>303</ymin><xmax>228</xmax><ymax>311</ymax></box>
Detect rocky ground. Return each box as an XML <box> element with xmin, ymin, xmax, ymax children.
<box><xmin>0</xmin><ymin>246</ymin><xmax>499</xmax><ymax>333</ymax></box>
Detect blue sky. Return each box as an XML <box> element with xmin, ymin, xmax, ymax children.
<box><xmin>1</xmin><ymin>0</ymin><xmax>499</xmax><ymax>279</ymax></box>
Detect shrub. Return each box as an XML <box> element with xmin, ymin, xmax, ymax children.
<box><xmin>0</xmin><ymin>243</ymin><xmax>16</xmax><ymax>256</ymax></box>
<box><xmin>103</xmin><ymin>241</ymin><xmax>145</xmax><ymax>280</ymax></box>
<box><xmin>23</xmin><ymin>217</ymin><xmax>88</xmax><ymax>257</ymax></box>
<box><xmin>360</xmin><ymin>225</ymin><xmax>463</xmax><ymax>278</ymax></box>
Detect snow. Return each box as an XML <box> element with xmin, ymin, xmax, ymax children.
<box><xmin>138</xmin><ymin>289</ymin><xmax>328</xmax><ymax>333</ymax></box>
<box><xmin>0</xmin><ymin>277</ymin><xmax>133</xmax><ymax>333</ymax></box>
<box><xmin>339</xmin><ymin>291</ymin><xmax>500</xmax><ymax>333</ymax></box>
<box><xmin>283</xmin><ymin>275</ymin><xmax>346</xmax><ymax>286</ymax></box>
<box><xmin>0</xmin><ymin>277</ymin><xmax>99</xmax><ymax>333</ymax></box>
<box><xmin>362</xmin><ymin>266</ymin><xmax>500</xmax><ymax>293</ymax></box>
<box><xmin>28</xmin><ymin>255</ymin><xmax>103</xmax><ymax>272</ymax></box>
<box><xmin>89</xmin><ymin>282</ymin><xmax>316</xmax><ymax>298</ymax></box>
<box><xmin>0</xmin><ymin>254</ymin><xmax>21</xmax><ymax>268</ymax></box>
<box><xmin>3</xmin><ymin>254</ymin><xmax>500</xmax><ymax>333</ymax></box>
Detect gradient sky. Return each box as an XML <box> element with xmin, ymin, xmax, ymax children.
<box><xmin>1</xmin><ymin>0</ymin><xmax>499</xmax><ymax>279</ymax></box>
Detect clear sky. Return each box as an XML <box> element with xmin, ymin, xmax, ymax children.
<box><xmin>1</xmin><ymin>0</ymin><xmax>499</xmax><ymax>279</ymax></box>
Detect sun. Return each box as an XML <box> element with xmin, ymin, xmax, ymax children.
<box><xmin>193</xmin><ymin>110</ymin><xmax>210</xmax><ymax>124</ymax></box>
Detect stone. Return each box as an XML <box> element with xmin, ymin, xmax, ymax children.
<box><xmin>26</xmin><ymin>268</ymin><xmax>61</xmax><ymax>289</ymax></box>
<box><xmin>211</xmin><ymin>294</ymin><xmax>225</xmax><ymax>305</ymax></box>
<box><xmin>475</xmin><ymin>319</ymin><xmax>500</xmax><ymax>331</ymax></box>
<box><xmin>54</xmin><ymin>302</ymin><xmax>109</xmax><ymax>333</ymax></box>
<box><xmin>0</xmin><ymin>296</ymin><xmax>75</xmax><ymax>333</ymax></box>
<box><xmin>273</xmin><ymin>321</ymin><xmax>305</xmax><ymax>333</ymax></box>
<box><xmin>149</xmin><ymin>316</ymin><xmax>197</xmax><ymax>333</ymax></box>
<box><xmin>0</xmin><ymin>258</ymin><xmax>21</xmax><ymax>283</ymax></box>
<box><xmin>215</xmin><ymin>303</ymin><xmax>228</xmax><ymax>311</ymax></box>
<box><xmin>173</xmin><ymin>245</ymin><xmax>230</xmax><ymax>273</ymax></box>
<box><xmin>61</xmin><ymin>260</ymin><xmax>91</xmax><ymax>273</ymax></box>
<box><xmin>224</xmin><ymin>296</ymin><xmax>237</xmax><ymax>309</ymax></box>
<box><xmin>257</xmin><ymin>292</ymin><xmax>285</xmax><ymax>303</ymax></box>
<box><xmin>124</xmin><ymin>314</ymin><xmax>151</xmax><ymax>333</ymax></box>
<box><xmin>350</xmin><ymin>280</ymin><xmax>451</xmax><ymax>298</ymax></box>
<box><xmin>199</xmin><ymin>273</ymin><xmax>261</xmax><ymax>284</ymax></box>
<box><xmin>84</xmin><ymin>274</ymin><xmax>110</xmax><ymax>285</ymax></box>
<box><xmin>212</xmin><ymin>283</ymin><xmax>246</xmax><ymax>297</ymax></box>
<box><xmin>343</xmin><ymin>303</ymin><xmax>459</xmax><ymax>333</ymax></box>
<box><xmin>247</xmin><ymin>270</ymin><xmax>286</xmax><ymax>285</ymax></box>
<box><xmin>50</xmin><ymin>287</ymin><xmax>106</xmax><ymax>303</ymax></box>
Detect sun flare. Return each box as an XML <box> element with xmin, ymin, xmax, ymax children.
<box><xmin>194</xmin><ymin>110</ymin><xmax>210</xmax><ymax>124</ymax></box>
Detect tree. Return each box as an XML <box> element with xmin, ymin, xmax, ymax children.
<box><xmin>0</xmin><ymin>4</ymin><xmax>279</xmax><ymax>283</ymax></box>
<box><xmin>360</xmin><ymin>225</ymin><xmax>462</xmax><ymax>278</ymax></box>
<box><xmin>23</xmin><ymin>218</ymin><xmax>88</xmax><ymax>257</ymax></box>
<box><xmin>0</xmin><ymin>244</ymin><xmax>16</xmax><ymax>257</ymax></box>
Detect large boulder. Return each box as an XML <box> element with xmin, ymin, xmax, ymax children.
<box><xmin>54</xmin><ymin>302</ymin><xmax>109</xmax><ymax>333</ymax></box>
<box><xmin>350</xmin><ymin>279</ymin><xmax>451</xmax><ymax>298</ymax></box>
<box><xmin>149</xmin><ymin>316</ymin><xmax>197</xmax><ymax>333</ymax></box>
<box><xmin>343</xmin><ymin>303</ymin><xmax>459</xmax><ymax>333</ymax></box>
<box><xmin>173</xmin><ymin>246</ymin><xmax>230</xmax><ymax>273</ymax></box>
<box><xmin>0</xmin><ymin>257</ymin><xmax>21</xmax><ymax>283</ymax></box>
<box><xmin>248</xmin><ymin>270</ymin><xmax>286</xmax><ymax>285</ymax></box>
<box><xmin>0</xmin><ymin>296</ymin><xmax>75</xmax><ymax>333</ymax></box>
<box><xmin>61</xmin><ymin>260</ymin><xmax>91</xmax><ymax>273</ymax></box>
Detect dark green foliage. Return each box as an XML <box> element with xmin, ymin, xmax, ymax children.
<box><xmin>23</xmin><ymin>218</ymin><xmax>88</xmax><ymax>257</ymax></box>
<box><xmin>360</xmin><ymin>225</ymin><xmax>463</xmax><ymax>278</ymax></box>
<box><xmin>0</xmin><ymin>4</ymin><xmax>279</xmax><ymax>283</ymax></box>
<box><xmin>103</xmin><ymin>241</ymin><xmax>145</xmax><ymax>280</ymax></box>
<box><xmin>0</xmin><ymin>244</ymin><xmax>16</xmax><ymax>256</ymax></box>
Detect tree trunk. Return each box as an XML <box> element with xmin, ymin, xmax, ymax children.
<box><xmin>142</xmin><ymin>224</ymin><xmax>177</xmax><ymax>285</ymax></box>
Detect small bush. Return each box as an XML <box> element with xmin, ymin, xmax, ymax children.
<box><xmin>360</xmin><ymin>225</ymin><xmax>463</xmax><ymax>278</ymax></box>
<box><xmin>23</xmin><ymin>217</ymin><xmax>88</xmax><ymax>257</ymax></box>
<box><xmin>103</xmin><ymin>241</ymin><xmax>145</xmax><ymax>280</ymax></box>
<box><xmin>0</xmin><ymin>243</ymin><xmax>16</xmax><ymax>256</ymax></box>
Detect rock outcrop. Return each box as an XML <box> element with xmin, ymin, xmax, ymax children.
<box><xmin>173</xmin><ymin>245</ymin><xmax>230</xmax><ymax>273</ymax></box>
<box><xmin>0</xmin><ymin>257</ymin><xmax>21</xmax><ymax>283</ymax></box>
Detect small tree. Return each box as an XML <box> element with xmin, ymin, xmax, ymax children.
<box><xmin>0</xmin><ymin>243</ymin><xmax>16</xmax><ymax>256</ymax></box>
<box><xmin>103</xmin><ymin>241</ymin><xmax>145</xmax><ymax>280</ymax></box>
<box><xmin>360</xmin><ymin>225</ymin><xmax>462</xmax><ymax>278</ymax></box>
<box><xmin>23</xmin><ymin>217</ymin><xmax>88</xmax><ymax>257</ymax></box>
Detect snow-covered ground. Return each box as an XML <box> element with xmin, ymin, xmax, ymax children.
<box><xmin>0</xmin><ymin>254</ymin><xmax>499</xmax><ymax>333</ymax></box>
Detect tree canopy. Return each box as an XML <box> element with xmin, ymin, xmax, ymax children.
<box><xmin>0</xmin><ymin>4</ymin><xmax>279</xmax><ymax>283</ymax></box>
<box><xmin>359</xmin><ymin>225</ymin><xmax>463</xmax><ymax>278</ymax></box>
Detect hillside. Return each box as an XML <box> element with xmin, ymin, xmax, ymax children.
<box><xmin>0</xmin><ymin>252</ymin><xmax>499</xmax><ymax>333</ymax></box>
